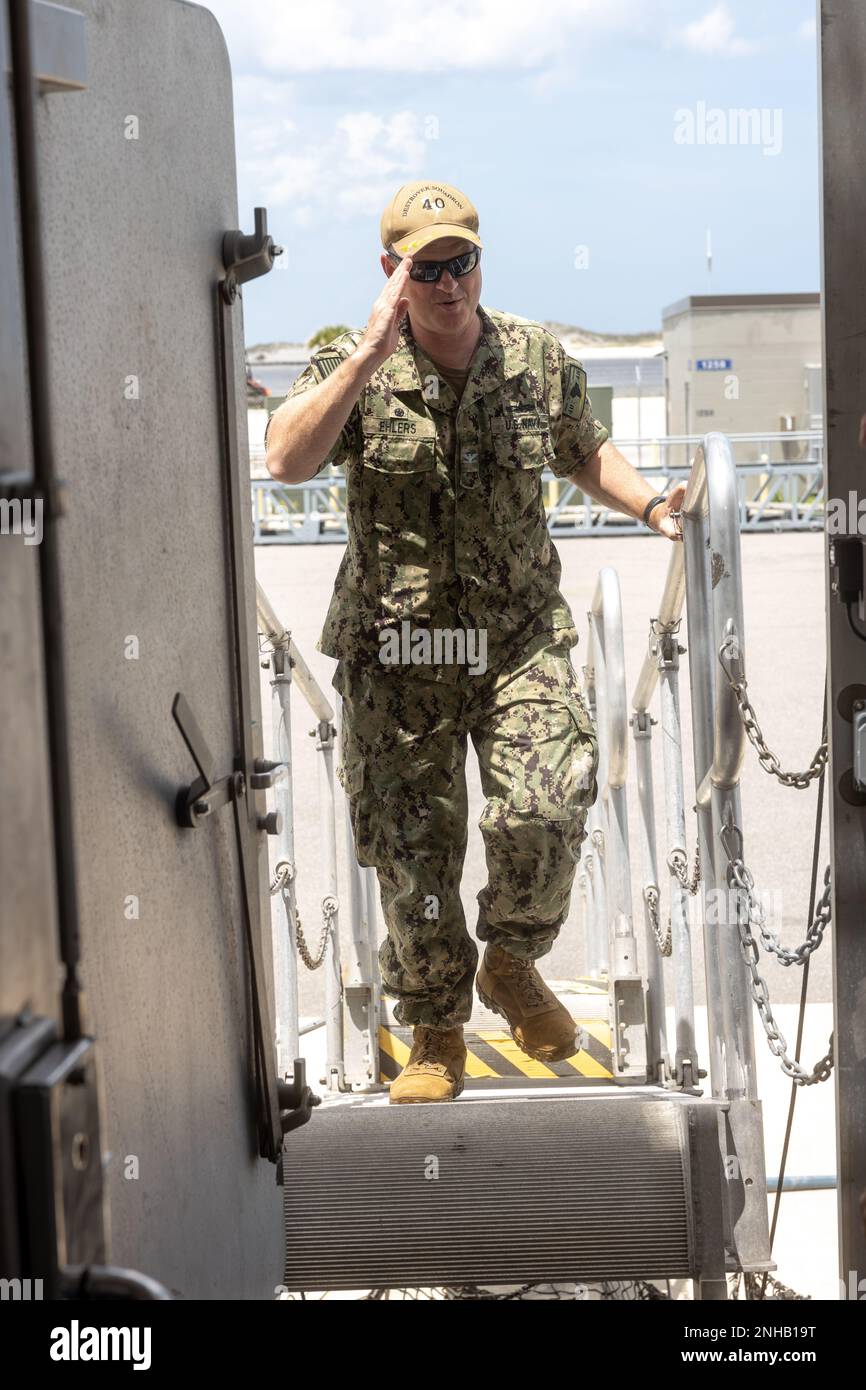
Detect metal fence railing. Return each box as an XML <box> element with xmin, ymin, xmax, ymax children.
<box><xmin>250</xmin><ymin>431</ymin><xmax>825</xmax><ymax>543</ymax></box>
<box><xmin>256</xmin><ymin>582</ymin><xmax>382</xmax><ymax>1094</ymax></box>
<box><xmin>578</xmin><ymin>432</ymin><xmax>833</xmax><ymax>1273</ymax></box>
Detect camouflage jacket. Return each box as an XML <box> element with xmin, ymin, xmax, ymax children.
<box><xmin>272</xmin><ymin>304</ymin><xmax>609</xmax><ymax>681</ymax></box>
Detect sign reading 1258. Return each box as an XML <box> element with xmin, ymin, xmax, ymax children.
<box><xmin>696</xmin><ymin>358</ymin><xmax>732</xmax><ymax>371</ymax></box>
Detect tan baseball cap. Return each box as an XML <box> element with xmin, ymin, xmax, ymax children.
<box><xmin>380</xmin><ymin>181</ymin><xmax>482</xmax><ymax>256</ymax></box>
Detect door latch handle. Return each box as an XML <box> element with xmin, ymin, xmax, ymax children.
<box><xmin>172</xmin><ymin>691</ymin><xmax>241</xmax><ymax>827</ymax></box>
<box><xmin>172</xmin><ymin>693</ymin><xmax>284</xmax><ymax>832</ymax></box>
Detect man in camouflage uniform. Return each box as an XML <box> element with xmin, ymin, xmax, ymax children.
<box><xmin>266</xmin><ymin>181</ymin><xmax>684</xmax><ymax>1102</ymax></box>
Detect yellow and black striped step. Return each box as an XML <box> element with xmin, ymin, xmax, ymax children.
<box><xmin>379</xmin><ymin>1020</ymin><xmax>613</xmax><ymax>1084</ymax></box>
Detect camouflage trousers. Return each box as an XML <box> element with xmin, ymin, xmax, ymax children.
<box><xmin>334</xmin><ymin>640</ymin><xmax>600</xmax><ymax>1029</ymax></box>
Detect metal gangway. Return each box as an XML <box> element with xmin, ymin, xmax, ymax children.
<box><xmin>256</xmin><ymin>433</ymin><xmax>832</xmax><ymax>1299</ymax></box>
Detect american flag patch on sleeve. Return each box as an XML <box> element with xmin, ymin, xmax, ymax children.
<box><xmin>312</xmin><ymin>354</ymin><xmax>343</xmax><ymax>381</ymax></box>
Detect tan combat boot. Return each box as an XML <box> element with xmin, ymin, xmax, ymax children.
<box><xmin>389</xmin><ymin>1024</ymin><xmax>467</xmax><ymax>1104</ymax></box>
<box><xmin>475</xmin><ymin>943</ymin><xmax>579</xmax><ymax>1063</ymax></box>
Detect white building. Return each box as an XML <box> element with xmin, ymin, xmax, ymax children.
<box><xmin>661</xmin><ymin>293</ymin><xmax>822</xmax><ymax>460</ymax></box>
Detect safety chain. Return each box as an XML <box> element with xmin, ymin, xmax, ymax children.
<box><xmin>727</xmin><ymin>856</ymin><xmax>831</xmax><ymax>969</ymax></box>
<box><xmin>270</xmin><ymin>859</ymin><xmax>337</xmax><ymax>972</ymax></box>
<box><xmin>668</xmin><ymin>838</ymin><xmax>702</xmax><ymax>896</ymax></box>
<box><xmin>647</xmin><ymin>838</ymin><xmax>701</xmax><ymax>958</ymax></box>
<box><xmin>718</xmin><ymin>635</ymin><xmax>828</xmax><ymax>788</ymax></box>
<box><xmin>643</xmin><ymin>885</ymin><xmax>671</xmax><ymax>956</ymax></box>
<box><xmin>269</xmin><ymin>860</ymin><xmax>293</xmax><ymax>895</ymax></box>
<box><xmin>297</xmin><ymin>895</ymin><xmax>338</xmax><ymax>972</ymax></box>
<box><xmin>648</xmin><ymin>818</ymin><xmax>702</xmax><ymax>957</ymax></box>
<box><xmin>719</xmin><ymin>815</ymin><xmax>834</xmax><ymax>1087</ymax></box>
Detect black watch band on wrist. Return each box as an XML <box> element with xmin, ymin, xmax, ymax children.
<box><xmin>642</xmin><ymin>494</ymin><xmax>667</xmax><ymax>527</ymax></box>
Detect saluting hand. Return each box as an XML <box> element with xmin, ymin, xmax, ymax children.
<box><xmin>360</xmin><ymin>256</ymin><xmax>414</xmax><ymax>369</ymax></box>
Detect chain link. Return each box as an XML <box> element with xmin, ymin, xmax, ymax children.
<box><xmin>269</xmin><ymin>860</ymin><xmax>292</xmax><ymax>895</ymax></box>
<box><xmin>719</xmin><ymin>817</ymin><xmax>833</xmax><ymax>1086</ymax></box>
<box><xmin>270</xmin><ymin>859</ymin><xmax>337</xmax><ymax>971</ymax></box>
<box><xmin>643</xmin><ymin>885</ymin><xmax>671</xmax><ymax>956</ymax></box>
<box><xmin>727</xmin><ymin>858</ymin><xmax>831</xmax><ymax>967</ymax></box>
<box><xmin>712</xmin><ymin>633</ymin><xmax>832</xmax><ymax>1083</ymax></box>
<box><xmin>718</xmin><ymin>636</ymin><xmax>828</xmax><ymax>788</ymax></box>
<box><xmin>668</xmin><ymin>838</ymin><xmax>702</xmax><ymax>895</ymax></box>
<box><xmin>649</xmin><ymin>817</ymin><xmax>702</xmax><ymax>957</ymax></box>
<box><xmin>296</xmin><ymin>895</ymin><xmax>338</xmax><ymax>972</ymax></box>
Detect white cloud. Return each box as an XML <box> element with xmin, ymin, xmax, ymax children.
<box><xmin>204</xmin><ymin>0</ymin><xmax>638</xmax><ymax>74</ymax></box>
<box><xmin>674</xmin><ymin>3</ymin><xmax>759</xmax><ymax>58</ymax></box>
<box><xmin>232</xmin><ymin>78</ymin><xmax>428</xmax><ymax>221</ymax></box>
<box><xmin>212</xmin><ymin>0</ymin><xmax>713</xmax><ymax>224</ymax></box>
<box><xmin>207</xmin><ymin>0</ymin><xmax>652</xmax><ymax>221</ymax></box>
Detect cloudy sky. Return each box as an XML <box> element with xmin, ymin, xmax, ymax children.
<box><xmin>199</xmin><ymin>0</ymin><xmax>820</xmax><ymax>345</ymax></box>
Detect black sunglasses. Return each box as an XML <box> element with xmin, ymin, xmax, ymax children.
<box><xmin>388</xmin><ymin>247</ymin><xmax>480</xmax><ymax>283</ymax></box>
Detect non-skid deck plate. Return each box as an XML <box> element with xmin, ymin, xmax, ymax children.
<box><xmin>379</xmin><ymin>1023</ymin><xmax>614</xmax><ymax>1083</ymax></box>
<box><xmin>378</xmin><ymin>976</ymin><xmax>614</xmax><ymax>1085</ymax></box>
<box><xmin>281</xmin><ymin>1093</ymin><xmax>727</xmax><ymax>1292</ymax></box>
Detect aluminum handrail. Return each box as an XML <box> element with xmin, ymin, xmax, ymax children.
<box><xmin>693</xmin><ymin>435</ymin><xmax>747</xmax><ymax>802</ymax></box>
<box><xmin>255</xmin><ymin>580</ymin><xmax>333</xmax><ymax>723</ymax></box>
<box><xmin>256</xmin><ymin>580</ymin><xmax>380</xmax><ymax>1093</ymax></box>
<box><xmin>631</xmin><ymin>434</ymin><xmax>745</xmax><ymax>803</ymax></box>
<box><xmin>584</xmin><ymin>567</ymin><xmax>647</xmax><ymax>1080</ymax></box>
<box><xmin>631</xmin><ymin>451</ymin><xmax>707</xmax><ymax>714</ymax></box>
<box><xmin>621</xmin><ymin>432</ymin><xmax>770</xmax><ymax>1267</ymax></box>
<box><xmin>589</xmin><ymin>568</ymin><xmax>630</xmax><ymax>789</ymax></box>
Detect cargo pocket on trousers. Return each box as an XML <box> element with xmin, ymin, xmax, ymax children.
<box><xmin>567</xmin><ymin>697</ymin><xmax>599</xmax><ymax>810</ymax></box>
<box><xmin>552</xmin><ymin>651</ymin><xmax>599</xmax><ymax>808</ymax></box>
<box><xmin>486</xmin><ymin>697</ymin><xmax>596</xmax><ymax>826</ymax></box>
<box><xmin>338</xmin><ymin>756</ymin><xmax>364</xmax><ymax>798</ymax></box>
<box><xmin>338</xmin><ymin>723</ymin><xmax>376</xmax><ymax>867</ymax></box>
